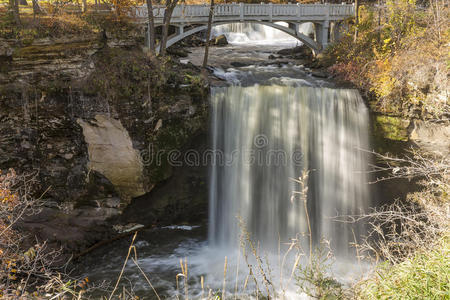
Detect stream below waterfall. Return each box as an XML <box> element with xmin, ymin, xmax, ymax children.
<box><xmin>77</xmin><ymin>27</ymin><xmax>376</xmax><ymax>299</ymax></box>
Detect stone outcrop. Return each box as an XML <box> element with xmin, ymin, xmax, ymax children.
<box><xmin>410</xmin><ymin>120</ymin><xmax>450</xmax><ymax>156</ymax></box>
<box><xmin>77</xmin><ymin>115</ymin><xmax>146</xmax><ymax>202</ymax></box>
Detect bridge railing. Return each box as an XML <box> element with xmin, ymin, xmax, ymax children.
<box><xmin>134</xmin><ymin>3</ymin><xmax>354</xmax><ymax>21</ymax></box>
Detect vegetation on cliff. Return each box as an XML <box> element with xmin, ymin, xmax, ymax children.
<box><xmin>327</xmin><ymin>0</ymin><xmax>449</xmax><ymax>119</ymax></box>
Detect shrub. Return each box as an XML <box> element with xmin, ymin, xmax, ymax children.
<box><xmin>326</xmin><ymin>1</ymin><xmax>449</xmax><ymax>118</ymax></box>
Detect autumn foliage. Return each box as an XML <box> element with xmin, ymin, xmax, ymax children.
<box><xmin>327</xmin><ymin>0</ymin><xmax>449</xmax><ymax>119</ymax></box>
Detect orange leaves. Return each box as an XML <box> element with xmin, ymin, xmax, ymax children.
<box><xmin>0</xmin><ymin>169</ymin><xmax>19</xmax><ymax>210</ymax></box>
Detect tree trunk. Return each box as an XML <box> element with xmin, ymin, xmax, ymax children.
<box><xmin>9</xmin><ymin>0</ymin><xmax>20</xmax><ymax>26</ymax></box>
<box><xmin>377</xmin><ymin>0</ymin><xmax>381</xmax><ymax>44</ymax></box>
<box><xmin>146</xmin><ymin>0</ymin><xmax>156</xmax><ymax>53</ymax></box>
<box><xmin>82</xmin><ymin>0</ymin><xmax>87</xmax><ymax>12</ymax></box>
<box><xmin>160</xmin><ymin>0</ymin><xmax>179</xmax><ymax>56</ymax></box>
<box><xmin>32</xmin><ymin>0</ymin><xmax>42</xmax><ymax>19</ymax></box>
<box><xmin>354</xmin><ymin>0</ymin><xmax>360</xmax><ymax>42</ymax></box>
<box><xmin>202</xmin><ymin>0</ymin><xmax>215</xmax><ymax>68</ymax></box>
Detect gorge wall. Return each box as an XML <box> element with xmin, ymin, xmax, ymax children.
<box><xmin>0</xmin><ymin>34</ymin><xmax>209</xmax><ymax>252</ymax></box>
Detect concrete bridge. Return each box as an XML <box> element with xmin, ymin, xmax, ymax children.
<box><xmin>133</xmin><ymin>3</ymin><xmax>354</xmax><ymax>53</ymax></box>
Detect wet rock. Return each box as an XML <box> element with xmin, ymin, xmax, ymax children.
<box><xmin>113</xmin><ymin>223</ymin><xmax>144</xmax><ymax>233</ymax></box>
<box><xmin>167</xmin><ymin>47</ymin><xmax>189</xmax><ymax>57</ymax></box>
<box><xmin>230</xmin><ymin>61</ymin><xmax>250</xmax><ymax>68</ymax></box>
<box><xmin>311</xmin><ymin>70</ymin><xmax>328</xmax><ymax>78</ymax></box>
<box><xmin>268</xmin><ymin>54</ymin><xmax>276</xmax><ymax>60</ymax></box>
<box><xmin>214</xmin><ymin>34</ymin><xmax>228</xmax><ymax>46</ymax></box>
<box><xmin>183</xmin><ymin>35</ymin><xmax>205</xmax><ymax>47</ymax></box>
<box><xmin>277</xmin><ymin>45</ymin><xmax>312</xmax><ymax>58</ymax></box>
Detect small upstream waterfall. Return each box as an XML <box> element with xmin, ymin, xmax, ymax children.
<box><xmin>209</xmin><ymin>85</ymin><xmax>370</xmax><ymax>256</ymax></box>
<box><xmin>212</xmin><ymin>22</ymin><xmax>313</xmax><ymax>45</ymax></box>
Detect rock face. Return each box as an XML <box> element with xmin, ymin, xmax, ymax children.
<box><xmin>0</xmin><ymin>36</ymin><xmax>209</xmax><ymax>253</ymax></box>
<box><xmin>371</xmin><ymin>113</ymin><xmax>450</xmax><ymax>156</ymax></box>
<box><xmin>410</xmin><ymin>120</ymin><xmax>450</xmax><ymax>156</ymax></box>
<box><xmin>77</xmin><ymin>115</ymin><xmax>146</xmax><ymax>202</ymax></box>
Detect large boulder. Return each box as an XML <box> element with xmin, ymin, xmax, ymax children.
<box><xmin>0</xmin><ymin>41</ymin><xmax>13</xmax><ymax>61</ymax></box>
<box><xmin>77</xmin><ymin>115</ymin><xmax>146</xmax><ymax>202</ymax></box>
<box><xmin>214</xmin><ymin>34</ymin><xmax>228</xmax><ymax>46</ymax></box>
<box><xmin>277</xmin><ymin>45</ymin><xmax>312</xmax><ymax>58</ymax></box>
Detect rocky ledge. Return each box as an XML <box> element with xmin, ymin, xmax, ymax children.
<box><xmin>0</xmin><ymin>35</ymin><xmax>209</xmax><ymax>254</ymax></box>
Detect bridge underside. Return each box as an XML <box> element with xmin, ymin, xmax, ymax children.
<box><xmin>149</xmin><ymin>20</ymin><xmax>343</xmax><ymax>54</ymax></box>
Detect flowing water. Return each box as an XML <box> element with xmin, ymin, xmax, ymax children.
<box><xmin>79</xmin><ymin>24</ymin><xmax>373</xmax><ymax>299</ymax></box>
<box><xmin>209</xmin><ymin>86</ymin><xmax>370</xmax><ymax>254</ymax></box>
<box><xmin>212</xmin><ymin>22</ymin><xmax>314</xmax><ymax>45</ymax></box>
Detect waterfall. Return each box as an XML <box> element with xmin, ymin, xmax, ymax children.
<box><xmin>209</xmin><ymin>85</ymin><xmax>370</xmax><ymax>256</ymax></box>
<box><xmin>212</xmin><ymin>22</ymin><xmax>314</xmax><ymax>45</ymax></box>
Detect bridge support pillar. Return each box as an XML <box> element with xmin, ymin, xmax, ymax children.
<box><xmin>314</xmin><ymin>21</ymin><xmax>330</xmax><ymax>51</ymax></box>
<box><xmin>176</xmin><ymin>25</ymin><xmax>184</xmax><ymax>35</ymax></box>
<box><xmin>288</xmin><ymin>23</ymin><xmax>301</xmax><ymax>33</ymax></box>
<box><xmin>144</xmin><ymin>24</ymin><xmax>150</xmax><ymax>49</ymax></box>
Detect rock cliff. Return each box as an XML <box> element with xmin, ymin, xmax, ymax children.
<box><xmin>0</xmin><ymin>35</ymin><xmax>209</xmax><ymax>252</ymax></box>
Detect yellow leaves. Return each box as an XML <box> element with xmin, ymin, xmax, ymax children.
<box><xmin>0</xmin><ymin>169</ymin><xmax>19</xmax><ymax>210</ymax></box>
<box><xmin>23</xmin><ymin>247</ymin><xmax>36</xmax><ymax>262</ymax></box>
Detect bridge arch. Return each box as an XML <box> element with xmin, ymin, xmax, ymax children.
<box><xmin>155</xmin><ymin>21</ymin><xmax>321</xmax><ymax>53</ymax></box>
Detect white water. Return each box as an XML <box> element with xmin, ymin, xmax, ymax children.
<box><xmin>209</xmin><ymin>85</ymin><xmax>370</xmax><ymax>255</ymax></box>
<box><xmin>212</xmin><ymin>22</ymin><xmax>314</xmax><ymax>46</ymax></box>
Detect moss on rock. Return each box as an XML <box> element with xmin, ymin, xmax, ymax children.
<box><xmin>373</xmin><ymin>115</ymin><xmax>411</xmax><ymax>142</ymax></box>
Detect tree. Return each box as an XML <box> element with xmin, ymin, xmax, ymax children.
<box><xmin>146</xmin><ymin>0</ymin><xmax>156</xmax><ymax>53</ymax></box>
<box><xmin>111</xmin><ymin>0</ymin><xmax>135</xmax><ymax>18</ymax></box>
<box><xmin>354</xmin><ymin>0</ymin><xmax>360</xmax><ymax>41</ymax></box>
<box><xmin>159</xmin><ymin>0</ymin><xmax>180</xmax><ymax>56</ymax></box>
<box><xmin>32</xmin><ymin>0</ymin><xmax>42</xmax><ymax>19</ymax></box>
<box><xmin>202</xmin><ymin>0</ymin><xmax>215</xmax><ymax>68</ymax></box>
<box><xmin>82</xmin><ymin>0</ymin><xmax>88</xmax><ymax>12</ymax></box>
<box><xmin>9</xmin><ymin>0</ymin><xmax>20</xmax><ymax>26</ymax></box>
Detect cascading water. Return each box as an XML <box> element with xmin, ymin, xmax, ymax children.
<box><xmin>212</xmin><ymin>22</ymin><xmax>314</xmax><ymax>45</ymax></box>
<box><xmin>209</xmin><ymin>85</ymin><xmax>370</xmax><ymax>256</ymax></box>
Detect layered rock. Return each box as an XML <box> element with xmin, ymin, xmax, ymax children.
<box><xmin>0</xmin><ymin>35</ymin><xmax>209</xmax><ymax>253</ymax></box>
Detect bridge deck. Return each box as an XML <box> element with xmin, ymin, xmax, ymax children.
<box><xmin>133</xmin><ymin>3</ymin><xmax>354</xmax><ymax>25</ymax></box>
